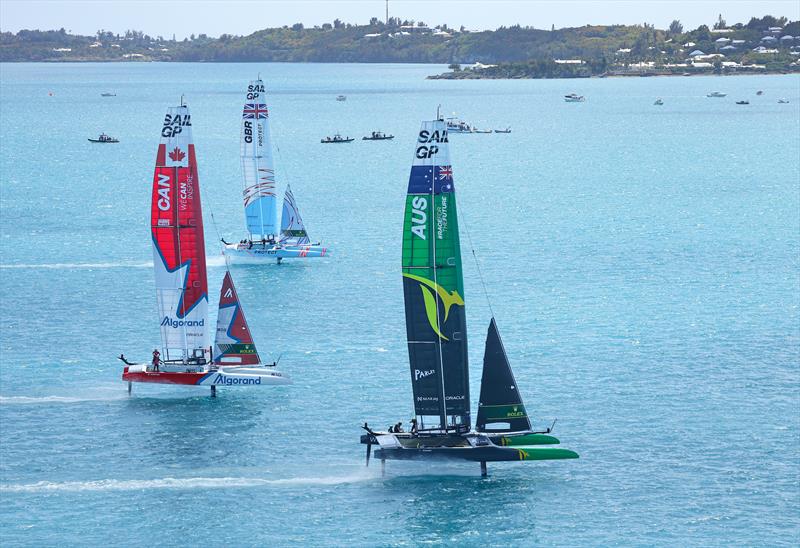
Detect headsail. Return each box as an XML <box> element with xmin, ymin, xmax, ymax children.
<box><xmin>476</xmin><ymin>318</ymin><xmax>532</xmax><ymax>433</ymax></box>
<box><xmin>241</xmin><ymin>79</ymin><xmax>278</xmax><ymax>238</ymax></box>
<box><xmin>402</xmin><ymin>119</ymin><xmax>470</xmax><ymax>431</ymax></box>
<box><xmin>212</xmin><ymin>271</ymin><xmax>261</xmax><ymax>365</ymax></box>
<box><xmin>151</xmin><ymin>104</ymin><xmax>210</xmax><ymax>362</ymax></box>
<box><xmin>279</xmin><ymin>185</ymin><xmax>310</xmax><ymax>245</ymax></box>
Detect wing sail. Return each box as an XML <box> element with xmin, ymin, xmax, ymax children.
<box><xmin>279</xmin><ymin>185</ymin><xmax>311</xmax><ymax>245</ymax></box>
<box><xmin>241</xmin><ymin>79</ymin><xmax>277</xmax><ymax>237</ymax></box>
<box><xmin>402</xmin><ymin>119</ymin><xmax>470</xmax><ymax>431</ymax></box>
<box><xmin>151</xmin><ymin>105</ymin><xmax>210</xmax><ymax>362</ymax></box>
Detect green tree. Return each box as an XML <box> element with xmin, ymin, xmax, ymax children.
<box><xmin>668</xmin><ymin>20</ymin><xmax>683</xmax><ymax>35</ymax></box>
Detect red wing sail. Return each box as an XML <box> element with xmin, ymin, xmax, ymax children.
<box><xmin>212</xmin><ymin>271</ymin><xmax>261</xmax><ymax>365</ymax></box>
<box><xmin>151</xmin><ymin>106</ymin><xmax>210</xmax><ymax>361</ymax></box>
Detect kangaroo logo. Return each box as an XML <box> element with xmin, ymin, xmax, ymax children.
<box><xmin>403</xmin><ymin>273</ymin><xmax>464</xmax><ymax>340</ymax></box>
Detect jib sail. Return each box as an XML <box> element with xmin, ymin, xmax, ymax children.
<box><xmin>402</xmin><ymin>119</ymin><xmax>470</xmax><ymax>431</ymax></box>
<box><xmin>151</xmin><ymin>104</ymin><xmax>210</xmax><ymax>362</ymax></box>
<box><xmin>241</xmin><ymin>79</ymin><xmax>278</xmax><ymax>238</ymax></box>
<box><xmin>279</xmin><ymin>185</ymin><xmax>310</xmax><ymax>245</ymax></box>
<box><xmin>476</xmin><ymin>318</ymin><xmax>532</xmax><ymax>433</ymax></box>
<box><xmin>212</xmin><ymin>271</ymin><xmax>261</xmax><ymax>366</ymax></box>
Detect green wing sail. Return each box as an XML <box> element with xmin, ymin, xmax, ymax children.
<box><xmin>402</xmin><ymin>120</ymin><xmax>470</xmax><ymax>430</ymax></box>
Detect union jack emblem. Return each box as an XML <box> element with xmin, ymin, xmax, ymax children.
<box><xmin>438</xmin><ymin>165</ymin><xmax>453</xmax><ymax>180</ymax></box>
<box><xmin>243</xmin><ymin>103</ymin><xmax>268</xmax><ymax>119</ymax></box>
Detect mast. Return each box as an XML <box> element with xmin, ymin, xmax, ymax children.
<box><xmin>402</xmin><ymin>118</ymin><xmax>469</xmax><ymax>432</ymax></box>
<box><xmin>241</xmin><ymin>79</ymin><xmax>277</xmax><ymax>239</ymax></box>
<box><xmin>151</xmin><ymin>103</ymin><xmax>210</xmax><ymax>363</ymax></box>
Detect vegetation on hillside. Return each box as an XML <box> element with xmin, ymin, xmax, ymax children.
<box><xmin>1</xmin><ymin>15</ymin><xmax>798</xmax><ymax>78</ymax></box>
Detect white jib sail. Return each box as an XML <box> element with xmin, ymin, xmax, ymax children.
<box><xmin>279</xmin><ymin>185</ymin><xmax>310</xmax><ymax>245</ymax></box>
<box><xmin>241</xmin><ymin>79</ymin><xmax>277</xmax><ymax>238</ymax></box>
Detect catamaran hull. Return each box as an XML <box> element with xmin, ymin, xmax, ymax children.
<box><xmin>122</xmin><ymin>365</ymin><xmax>291</xmax><ymax>386</ymax></box>
<box><xmin>374</xmin><ymin>446</ymin><xmax>577</xmax><ymax>462</ymax></box>
<box><xmin>223</xmin><ymin>243</ymin><xmax>329</xmax><ymax>262</ymax></box>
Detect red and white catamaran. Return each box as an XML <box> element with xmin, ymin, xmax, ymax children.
<box><xmin>121</xmin><ymin>102</ymin><xmax>290</xmax><ymax>395</ymax></box>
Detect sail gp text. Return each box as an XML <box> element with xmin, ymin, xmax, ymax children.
<box><xmin>415</xmin><ymin>128</ymin><xmax>448</xmax><ymax>158</ymax></box>
<box><xmin>161</xmin><ymin>113</ymin><xmax>191</xmax><ymax>137</ymax></box>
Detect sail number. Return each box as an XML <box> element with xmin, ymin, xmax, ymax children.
<box><xmin>410</xmin><ymin>196</ymin><xmax>427</xmax><ymax>240</ymax></box>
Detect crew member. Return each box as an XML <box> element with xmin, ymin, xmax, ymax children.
<box><xmin>152</xmin><ymin>349</ymin><xmax>160</xmax><ymax>372</ymax></box>
<box><xmin>410</xmin><ymin>418</ymin><xmax>418</xmax><ymax>435</ymax></box>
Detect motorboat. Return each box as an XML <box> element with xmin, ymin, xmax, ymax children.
<box><xmin>336</xmin><ymin>95</ymin><xmax>346</xmax><ymax>101</ymax></box>
<box><xmin>321</xmin><ymin>133</ymin><xmax>354</xmax><ymax>143</ymax></box>
<box><xmin>707</xmin><ymin>91</ymin><xmax>727</xmax><ymax>97</ymax></box>
<box><xmin>101</xmin><ymin>92</ymin><xmax>116</xmax><ymax>97</ymax></box>
<box><xmin>445</xmin><ymin>116</ymin><xmax>476</xmax><ymax>133</ymax></box>
<box><xmin>736</xmin><ymin>100</ymin><xmax>749</xmax><ymax>105</ymax></box>
<box><xmin>362</xmin><ymin>131</ymin><xmax>394</xmax><ymax>141</ymax></box>
<box><xmin>654</xmin><ymin>98</ymin><xmax>664</xmax><ymax>106</ymax></box>
<box><xmin>88</xmin><ymin>133</ymin><xmax>119</xmax><ymax>143</ymax></box>
<box><xmin>778</xmin><ymin>98</ymin><xmax>790</xmax><ymax>104</ymax></box>
<box><xmin>494</xmin><ymin>127</ymin><xmax>511</xmax><ymax>133</ymax></box>
<box><xmin>564</xmin><ymin>93</ymin><xmax>586</xmax><ymax>102</ymax></box>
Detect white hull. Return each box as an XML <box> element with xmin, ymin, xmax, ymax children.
<box><xmin>223</xmin><ymin>242</ymin><xmax>329</xmax><ymax>262</ymax></box>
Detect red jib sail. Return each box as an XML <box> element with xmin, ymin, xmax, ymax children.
<box><xmin>212</xmin><ymin>271</ymin><xmax>261</xmax><ymax>366</ymax></box>
<box><xmin>151</xmin><ymin>105</ymin><xmax>210</xmax><ymax>362</ymax></box>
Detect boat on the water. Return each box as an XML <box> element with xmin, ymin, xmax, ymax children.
<box><xmin>101</xmin><ymin>92</ymin><xmax>116</xmax><ymax>97</ymax></box>
<box><xmin>707</xmin><ymin>91</ymin><xmax>727</xmax><ymax>97</ymax></box>
<box><xmin>564</xmin><ymin>93</ymin><xmax>586</xmax><ymax>102</ymax></box>
<box><xmin>736</xmin><ymin>100</ymin><xmax>749</xmax><ymax>105</ymax></box>
<box><xmin>756</xmin><ymin>90</ymin><xmax>764</xmax><ymax>96</ymax></box>
<box><xmin>778</xmin><ymin>98</ymin><xmax>790</xmax><ymax>104</ymax></box>
<box><xmin>321</xmin><ymin>133</ymin><xmax>354</xmax><ymax>143</ymax></box>
<box><xmin>360</xmin><ymin>114</ymin><xmax>578</xmax><ymax>476</ymax></box>
<box><xmin>223</xmin><ymin>79</ymin><xmax>329</xmax><ymax>264</ymax></box>
<box><xmin>88</xmin><ymin>133</ymin><xmax>119</xmax><ymax>143</ymax></box>
<box><xmin>363</xmin><ymin>131</ymin><xmax>394</xmax><ymax>141</ymax></box>
<box><xmin>654</xmin><ymin>98</ymin><xmax>664</xmax><ymax>106</ymax></box>
<box><xmin>336</xmin><ymin>95</ymin><xmax>347</xmax><ymax>101</ymax></box>
<box><xmin>445</xmin><ymin>116</ymin><xmax>476</xmax><ymax>134</ymax></box>
<box><xmin>494</xmin><ymin>127</ymin><xmax>511</xmax><ymax>134</ymax></box>
<box><xmin>121</xmin><ymin>101</ymin><xmax>290</xmax><ymax>395</ymax></box>
<box><xmin>474</xmin><ymin>128</ymin><xmax>493</xmax><ymax>134</ymax></box>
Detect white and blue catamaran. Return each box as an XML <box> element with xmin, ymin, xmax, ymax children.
<box><xmin>223</xmin><ymin>79</ymin><xmax>330</xmax><ymax>263</ymax></box>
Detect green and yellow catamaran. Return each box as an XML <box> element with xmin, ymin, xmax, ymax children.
<box><xmin>360</xmin><ymin>114</ymin><xmax>578</xmax><ymax>476</ymax></box>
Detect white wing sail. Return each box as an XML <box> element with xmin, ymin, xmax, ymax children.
<box><xmin>279</xmin><ymin>185</ymin><xmax>310</xmax><ymax>245</ymax></box>
<box><xmin>241</xmin><ymin>79</ymin><xmax>277</xmax><ymax>238</ymax></box>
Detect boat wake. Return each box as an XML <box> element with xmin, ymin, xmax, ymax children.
<box><xmin>0</xmin><ymin>262</ymin><xmax>153</xmax><ymax>270</ymax></box>
<box><xmin>1</xmin><ymin>473</ymin><xmax>374</xmax><ymax>493</ymax></box>
<box><xmin>0</xmin><ymin>395</ymin><xmax>126</xmax><ymax>406</ymax></box>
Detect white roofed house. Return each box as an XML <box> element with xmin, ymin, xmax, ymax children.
<box><xmin>714</xmin><ymin>37</ymin><xmax>731</xmax><ymax>50</ymax></box>
<box><xmin>689</xmin><ymin>50</ymin><xmax>705</xmax><ymax>57</ymax></box>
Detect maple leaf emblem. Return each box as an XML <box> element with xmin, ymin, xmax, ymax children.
<box><xmin>168</xmin><ymin>147</ymin><xmax>185</xmax><ymax>162</ymax></box>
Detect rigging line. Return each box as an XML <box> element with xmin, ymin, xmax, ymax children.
<box><xmin>455</xmin><ymin>188</ymin><xmax>495</xmax><ymax>319</ymax></box>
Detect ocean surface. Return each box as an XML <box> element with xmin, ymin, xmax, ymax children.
<box><xmin>0</xmin><ymin>63</ymin><xmax>798</xmax><ymax>546</ymax></box>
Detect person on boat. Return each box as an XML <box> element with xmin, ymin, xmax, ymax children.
<box><xmin>151</xmin><ymin>349</ymin><xmax>160</xmax><ymax>372</ymax></box>
<box><xmin>388</xmin><ymin>424</ymin><xmax>394</xmax><ymax>433</ymax></box>
<box><xmin>395</xmin><ymin>422</ymin><xmax>404</xmax><ymax>433</ymax></box>
<box><xmin>410</xmin><ymin>418</ymin><xmax>418</xmax><ymax>435</ymax></box>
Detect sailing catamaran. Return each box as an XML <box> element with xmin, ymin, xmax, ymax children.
<box><xmin>121</xmin><ymin>102</ymin><xmax>290</xmax><ymax>395</ymax></box>
<box><xmin>223</xmin><ymin>79</ymin><xmax>329</xmax><ymax>264</ymax></box>
<box><xmin>360</xmin><ymin>115</ymin><xmax>578</xmax><ymax>475</ymax></box>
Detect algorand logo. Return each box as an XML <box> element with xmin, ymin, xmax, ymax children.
<box><xmin>402</xmin><ymin>273</ymin><xmax>464</xmax><ymax>340</ymax></box>
<box><xmin>213</xmin><ymin>374</ymin><xmax>261</xmax><ymax>385</ymax></box>
<box><xmin>161</xmin><ymin>317</ymin><xmax>205</xmax><ymax>328</ymax></box>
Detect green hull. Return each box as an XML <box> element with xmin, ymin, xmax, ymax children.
<box><xmin>516</xmin><ymin>447</ymin><xmax>579</xmax><ymax>461</ymax></box>
<box><xmin>491</xmin><ymin>433</ymin><xmax>561</xmax><ymax>446</ymax></box>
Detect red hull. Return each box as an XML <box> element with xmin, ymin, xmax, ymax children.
<box><xmin>122</xmin><ymin>367</ymin><xmax>209</xmax><ymax>385</ymax></box>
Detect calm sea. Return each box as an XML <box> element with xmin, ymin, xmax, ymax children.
<box><xmin>1</xmin><ymin>63</ymin><xmax>798</xmax><ymax>546</ymax></box>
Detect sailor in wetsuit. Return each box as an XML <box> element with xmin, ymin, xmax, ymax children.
<box><xmin>152</xmin><ymin>349</ymin><xmax>160</xmax><ymax>372</ymax></box>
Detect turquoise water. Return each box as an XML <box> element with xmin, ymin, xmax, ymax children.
<box><xmin>1</xmin><ymin>63</ymin><xmax>799</xmax><ymax>546</ymax></box>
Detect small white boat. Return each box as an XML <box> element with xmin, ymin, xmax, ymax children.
<box><xmin>494</xmin><ymin>127</ymin><xmax>511</xmax><ymax>134</ymax></box>
<box><xmin>564</xmin><ymin>93</ymin><xmax>586</xmax><ymax>102</ymax></box>
<box><xmin>445</xmin><ymin>116</ymin><xmax>476</xmax><ymax>133</ymax></box>
<box><xmin>336</xmin><ymin>95</ymin><xmax>346</xmax><ymax>101</ymax></box>
<box><xmin>100</xmin><ymin>92</ymin><xmax>116</xmax><ymax>97</ymax></box>
<box><xmin>654</xmin><ymin>98</ymin><xmax>664</xmax><ymax>106</ymax></box>
<box><xmin>707</xmin><ymin>91</ymin><xmax>727</xmax><ymax>98</ymax></box>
